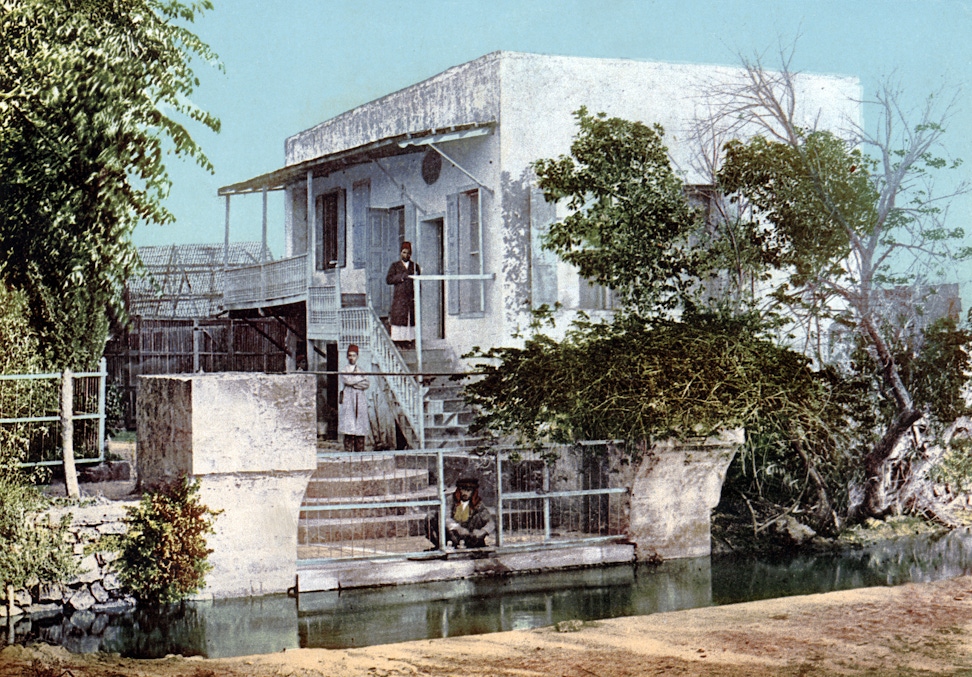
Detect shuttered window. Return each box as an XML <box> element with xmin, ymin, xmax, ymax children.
<box><xmin>530</xmin><ymin>187</ymin><xmax>558</xmax><ymax>308</ymax></box>
<box><xmin>446</xmin><ymin>188</ymin><xmax>484</xmax><ymax>316</ymax></box>
<box><xmin>315</xmin><ymin>189</ymin><xmax>346</xmax><ymax>271</ymax></box>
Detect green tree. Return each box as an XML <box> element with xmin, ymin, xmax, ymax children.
<box><xmin>714</xmin><ymin>54</ymin><xmax>971</xmax><ymax>521</ymax></box>
<box><xmin>466</xmin><ymin>108</ymin><xmax>865</xmax><ymax>536</ymax></box>
<box><xmin>533</xmin><ymin>107</ymin><xmax>704</xmax><ymax>319</ymax></box>
<box><xmin>0</xmin><ymin>0</ymin><xmax>220</xmax><ymax>369</ymax></box>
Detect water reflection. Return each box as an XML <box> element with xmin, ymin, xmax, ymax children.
<box><xmin>7</xmin><ymin>528</ymin><xmax>972</xmax><ymax>658</ymax></box>
<box><xmin>712</xmin><ymin>529</ymin><xmax>972</xmax><ymax>604</ymax></box>
<box><xmin>296</xmin><ymin>558</ymin><xmax>711</xmax><ymax>649</ymax></box>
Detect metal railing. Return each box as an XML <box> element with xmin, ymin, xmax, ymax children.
<box><xmin>339</xmin><ymin>306</ymin><xmax>425</xmax><ymax>446</ymax></box>
<box><xmin>223</xmin><ymin>254</ymin><xmax>307</xmax><ymax>306</ymax></box>
<box><xmin>297</xmin><ymin>443</ymin><xmax>628</xmax><ymax>562</ymax></box>
<box><xmin>0</xmin><ymin>358</ymin><xmax>107</xmax><ymax>467</ymax></box>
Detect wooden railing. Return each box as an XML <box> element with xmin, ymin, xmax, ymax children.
<box><xmin>223</xmin><ymin>254</ymin><xmax>307</xmax><ymax>307</ymax></box>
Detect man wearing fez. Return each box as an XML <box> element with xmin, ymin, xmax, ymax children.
<box><xmin>338</xmin><ymin>343</ymin><xmax>369</xmax><ymax>451</ymax></box>
<box><xmin>428</xmin><ymin>476</ymin><xmax>495</xmax><ymax>549</ymax></box>
<box><xmin>385</xmin><ymin>241</ymin><xmax>420</xmax><ymax>349</ymax></box>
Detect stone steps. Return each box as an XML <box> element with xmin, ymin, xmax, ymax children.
<box><xmin>304</xmin><ymin>468</ymin><xmax>430</xmax><ymax>499</ymax></box>
<box><xmin>299</xmin><ymin>512</ymin><xmax>430</xmax><ymax>543</ymax></box>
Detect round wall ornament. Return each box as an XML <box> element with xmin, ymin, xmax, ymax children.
<box><xmin>422</xmin><ymin>150</ymin><xmax>442</xmax><ymax>185</ymax></box>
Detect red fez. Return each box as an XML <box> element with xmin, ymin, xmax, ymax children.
<box><xmin>401</xmin><ymin>241</ymin><xmax>412</xmax><ymax>253</ymax></box>
<box><xmin>347</xmin><ymin>344</ymin><xmax>359</xmax><ymax>355</ymax></box>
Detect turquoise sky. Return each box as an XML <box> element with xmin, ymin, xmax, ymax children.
<box><xmin>140</xmin><ymin>0</ymin><xmax>972</xmax><ymax>291</ymax></box>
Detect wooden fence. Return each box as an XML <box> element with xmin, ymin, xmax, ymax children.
<box><xmin>105</xmin><ymin>317</ymin><xmax>289</xmax><ymax>430</ymax></box>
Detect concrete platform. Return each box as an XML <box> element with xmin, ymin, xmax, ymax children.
<box><xmin>296</xmin><ymin>541</ymin><xmax>635</xmax><ymax>592</ymax></box>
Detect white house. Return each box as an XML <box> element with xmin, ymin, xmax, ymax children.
<box><xmin>218</xmin><ymin>51</ymin><xmax>860</xmax><ymax>448</ymax></box>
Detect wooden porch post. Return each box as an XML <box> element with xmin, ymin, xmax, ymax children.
<box><xmin>306</xmin><ymin>170</ymin><xmax>315</xmax><ymax>369</ymax></box>
<box><xmin>223</xmin><ymin>194</ymin><xmax>231</xmax><ymax>271</ymax></box>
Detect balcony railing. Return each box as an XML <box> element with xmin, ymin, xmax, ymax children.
<box><xmin>223</xmin><ymin>254</ymin><xmax>307</xmax><ymax>308</ymax></box>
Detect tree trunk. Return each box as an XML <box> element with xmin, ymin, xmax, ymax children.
<box><xmin>849</xmin><ymin>406</ymin><xmax>923</xmax><ymax>523</ymax></box>
<box><xmin>61</xmin><ymin>368</ymin><xmax>79</xmax><ymax>498</ymax></box>
<box><xmin>853</xmin><ymin>316</ymin><xmax>922</xmax><ymax>521</ymax></box>
<box><xmin>791</xmin><ymin>436</ymin><xmax>838</xmax><ymax>535</ymax></box>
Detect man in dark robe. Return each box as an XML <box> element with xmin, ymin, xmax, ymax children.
<box><xmin>385</xmin><ymin>241</ymin><xmax>421</xmax><ymax>349</ymax></box>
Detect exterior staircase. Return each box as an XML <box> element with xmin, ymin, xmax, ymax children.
<box><xmin>298</xmin><ymin>443</ymin><xmax>437</xmax><ymax>556</ymax></box>
<box><xmin>401</xmin><ymin>344</ymin><xmax>483</xmax><ymax>449</ymax></box>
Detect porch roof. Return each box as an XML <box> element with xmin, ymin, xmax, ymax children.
<box><xmin>217</xmin><ymin>122</ymin><xmax>494</xmax><ymax>196</ymax></box>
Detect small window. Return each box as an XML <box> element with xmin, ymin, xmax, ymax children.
<box><xmin>578</xmin><ymin>278</ymin><xmax>615</xmax><ymax>311</ymax></box>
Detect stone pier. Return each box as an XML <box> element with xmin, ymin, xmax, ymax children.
<box><xmin>137</xmin><ymin>373</ymin><xmax>317</xmax><ymax>598</ymax></box>
<box><xmin>627</xmin><ymin>430</ymin><xmax>743</xmax><ymax>561</ymax></box>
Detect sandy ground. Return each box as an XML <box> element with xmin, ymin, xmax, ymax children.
<box><xmin>4</xmin><ymin>575</ymin><xmax>972</xmax><ymax>676</ymax></box>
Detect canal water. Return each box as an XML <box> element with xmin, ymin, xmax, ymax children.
<box><xmin>8</xmin><ymin>528</ymin><xmax>972</xmax><ymax>659</ymax></box>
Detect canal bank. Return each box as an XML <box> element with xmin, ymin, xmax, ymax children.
<box><xmin>4</xmin><ymin>573</ymin><xmax>972</xmax><ymax>676</ymax></box>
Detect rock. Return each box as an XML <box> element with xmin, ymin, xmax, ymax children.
<box><xmin>80</xmin><ymin>461</ymin><xmax>131</xmax><ymax>483</ymax></box>
<box><xmin>0</xmin><ymin>604</ymin><xmax>23</xmax><ymax>618</ymax></box>
<box><xmin>76</xmin><ymin>527</ymin><xmax>100</xmax><ymax>543</ymax></box>
<box><xmin>36</xmin><ymin>582</ymin><xmax>63</xmax><ymax>603</ymax></box>
<box><xmin>97</xmin><ymin>550</ymin><xmax>120</xmax><ymax>566</ymax></box>
<box><xmin>68</xmin><ymin>554</ymin><xmax>101</xmax><ymax>585</ymax></box>
<box><xmin>67</xmin><ymin>587</ymin><xmax>96</xmax><ymax>612</ymax></box>
<box><xmin>89</xmin><ymin>581</ymin><xmax>109</xmax><ymax>603</ymax></box>
<box><xmin>70</xmin><ymin>609</ymin><xmax>96</xmax><ymax>631</ymax></box>
<box><xmin>773</xmin><ymin>516</ymin><xmax>817</xmax><ymax>546</ymax></box>
<box><xmin>101</xmin><ymin>572</ymin><xmax>121</xmax><ymax>591</ymax></box>
<box><xmin>26</xmin><ymin>603</ymin><xmax>62</xmax><ymax>619</ymax></box>
<box><xmin>92</xmin><ymin>599</ymin><xmax>135</xmax><ymax>614</ymax></box>
<box><xmin>556</xmin><ymin>619</ymin><xmax>584</xmax><ymax>632</ymax></box>
<box><xmin>90</xmin><ymin>613</ymin><xmax>109</xmax><ymax>636</ymax></box>
<box><xmin>13</xmin><ymin>589</ymin><xmax>32</xmax><ymax>607</ymax></box>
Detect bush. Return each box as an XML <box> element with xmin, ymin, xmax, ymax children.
<box><xmin>114</xmin><ymin>477</ymin><xmax>220</xmax><ymax>606</ymax></box>
<box><xmin>0</xmin><ymin>468</ymin><xmax>77</xmax><ymax>602</ymax></box>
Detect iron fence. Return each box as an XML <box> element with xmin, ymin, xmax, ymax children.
<box><xmin>297</xmin><ymin>443</ymin><xmax>628</xmax><ymax>562</ymax></box>
<box><xmin>0</xmin><ymin>358</ymin><xmax>107</xmax><ymax>467</ymax></box>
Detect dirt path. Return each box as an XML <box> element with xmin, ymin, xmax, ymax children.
<box><xmin>5</xmin><ymin>575</ymin><xmax>972</xmax><ymax>676</ymax></box>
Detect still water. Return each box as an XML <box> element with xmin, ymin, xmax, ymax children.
<box><xmin>9</xmin><ymin>528</ymin><xmax>972</xmax><ymax>659</ymax></box>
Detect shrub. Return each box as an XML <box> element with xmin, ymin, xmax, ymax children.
<box><xmin>114</xmin><ymin>476</ymin><xmax>220</xmax><ymax>606</ymax></box>
<box><xmin>0</xmin><ymin>468</ymin><xmax>77</xmax><ymax>607</ymax></box>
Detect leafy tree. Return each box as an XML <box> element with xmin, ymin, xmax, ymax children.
<box><xmin>533</xmin><ymin>107</ymin><xmax>704</xmax><ymax>319</ymax></box>
<box><xmin>466</xmin><ymin>108</ymin><xmax>870</xmax><ymax>536</ymax></box>
<box><xmin>0</xmin><ymin>0</ymin><xmax>220</xmax><ymax>369</ymax></box>
<box><xmin>713</xmin><ymin>53</ymin><xmax>971</xmax><ymax>521</ymax></box>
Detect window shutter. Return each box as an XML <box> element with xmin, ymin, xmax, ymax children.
<box><xmin>530</xmin><ymin>187</ymin><xmax>558</xmax><ymax>307</ymax></box>
<box><xmin>337</xmin><ymin>189</ymin><xmax>347</xmax><ymax>268</ymax></box>
<box><xmin>315</xmin><ymin>194</ymin><xmax>324</xmax><ymax>271</ymax></box>
<box><xmin>446</xmin><ymin>193</ymin><xmax>460</xmax><ymax>315</ymax></box>
<box><xmin>352</xmin><ymin>181</ymin><xmax>369</xmax><ymax>268</ymax></box>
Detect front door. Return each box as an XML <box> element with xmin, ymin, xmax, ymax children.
<box><xmin>419</xmin><ymin>218</ymin><xmax>445</xmax><ymax>340</ymax></box>
<box><xmin>367</xmin><ymin>207</ymin><xmax>404</xmax><ymax>318</ymax></box>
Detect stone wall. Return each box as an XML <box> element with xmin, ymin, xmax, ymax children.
<box><xmin>137</xmin><ymin>373</ymin><xmax>317</xmax><ymax>598</ymax></box>
<box><xmin>625</xmin><ymin>430</ymin><xmax>743</xmax><ymax>560</ymax></box>
<box><xmin>1</xmin><ymin>498</ymin><xmax>137</xmax><ymax>623</ymax></box>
